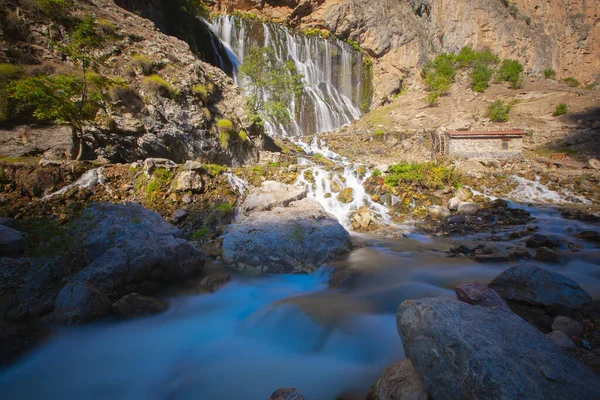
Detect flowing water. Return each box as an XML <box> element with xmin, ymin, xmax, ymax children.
<box><xmin>210</xmin><ymin>15</ymin><xmax>369</xmax><ymax>138</ymax></box>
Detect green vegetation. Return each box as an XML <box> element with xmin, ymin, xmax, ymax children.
<box><xmin>471</xmin><ymin>62</ymin><xmax>493</xmax><ymax>92</ymax></box>
<box><xmin>252</xmin><ymin>165</ymin><xmax>266</xmax><ymax>175</ymax></box>
<box><xmin>303</xmin><ymin>27</ymin><xmax>331</xmax><ymax>39</ymax></box>
<box><xmin>143</xmin><ymin>75</ymin><xmax>174</xmax><ymax>97</ymax></box>
<box><xmin>131</xmin><ymin>54</ymin><xmax>155</xmax><ymax>75</ymax></box>
<box><xmin>216</xmin><ymin>118</ymin><xmax>234</xmax><ymax>149</ymax></box>
<box><xmin>371</xmin><ymin>168</ymin><xmax>381</xmax><ymax>178</ymax></box>
<box><xmin>544</xmin><ymin>68</ymin><xmax>556</xmax><ymax>79</ymax></box>
<box><xmin>0</xmin><ymin>64</ymin><xmax>23</xmax><ymax>121</ymax></box>
<box><xmin>192</xmin><ymin>84</ymin><xmax>209</xmax><ymax>102</ymax></box>
<box><xmin>384</xmin><ymin>162</ymin><xmax>461</xmax><ymax>189</ymax></box>
<box><xmin>203</xmin><ymin>163</ymin><xmax>226</xmax><ymax>176</ymax></box>
<box><xmin>143</xmin><ymin>168</ymin><xmax>173</xmax><ymax>201</ymax></box>
<box><xmin>496</xmin><ymin>59</ymin><xmax>523</xmax><ymax>89</ymax></box>
<box><xmin>191</xmin><ymin>227</ymin><xmax>209</xmax><ymax>240</ymax></box>
<box><xmin>36</xmin><ymin>0</ymin><xmax>73</xmax><ymax>21</ymax></box>
<box><xmin>359</xmin><ymin>56</ymin><xmax>373</xmax><ymax>113</ymax></box>
<box><xmin>563</xmin><ymin>77</ymin><xmax>580</xmax><ymax>87</ymax></box>
<box><xmin>212</xmin><ymin>203</ymin><xmax>233</xmax><ymax>214</ymax></box>
<box><xmin>423</xmin><ymin>53</ymin><xmax>456</xmax><ymax>105</ymax></box>
<box><xmin>239</xmin><ymin>47</ymin><xmax>304</xmax><ymax>126</ymax></box>
<box><xmin>534</xmin><ymin>146</ymin><xmax>579</xmax><ymax>158</ymax></box>
<box><xmin>290</xmin><ymin>223</ymin><xmax>305</xmax><ymax>244</ymax></box>
<box><xmin>238</xmin><ymin>129</ymin><xmax>248</xmax><ymax>141</ymax></box>
<box><xmin>374</xmin><ymin>129</ymin><xmax>384</xmax><ymax>137</ymax></box>
<box><xmin>96</xmin><ymin>18</ymin><xmax>117</xmax><ymax>35</ymax></box>
<box><xmin>553</xmin><ymin>103</ymin><xmax>568</xmax><ymax>116</ymax></box>
<box><xmin>486</xmin><ymin>99</ymin><xmax>512</xmax><ymax>122</ymax></box>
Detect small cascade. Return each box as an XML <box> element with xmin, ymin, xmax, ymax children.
<box><xmin>508</xmin><ymin>176</ymin><xmax>591</xmax><ymax>205</ymax></box>
<box><xmin>210</xmin><ymin>15</ymin><xmax>370</xmax><ymax>138</ymax></box>
<box><xmin>295</xmin><ymin>164</ymin><xmax>393</xmax><ymax>229</ymax></box>
<box><xmin>43</xmin><ymin>168</ymin><xmax>111</xmax><ymax>201</ymax></box>
<box><xmin>225</xmin><ymin>171</ymin><xmax>250</xmax><ymax>196</ymax></box>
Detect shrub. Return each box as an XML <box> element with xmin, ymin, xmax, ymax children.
<box><xmin>97</xmin><ymin>18</ymin><xmax>117</xmax><ymax>36</ymax></box>
<box><xmin>508</xmin><ymin>4</ymin><xmax>519</xmax><ymax>18</ymax></box>
<box><xmin>192</xmin><ymin>84</ymin><xmax>209</xmax><ymax>102</ymax></box>
<box><xmin>0</xmin><ymin>64</ymin><xmax>23</xmax><ymax>121</ymax></box>
<box><xmin>191</xmin><ymin>227</ymin><xmax>209</xmax><ymax>240</ymax></box>
<box><xmin>455</xmin><ymin>47</ymin><xmax>499</xmax><ymax>68</ymax></box>
<box><xmin>384</xmin><ymin>162</ymin><xmax>461</xmax><ymax>189</ymax></box>
<box><xmin>36</xmin><ymin>0</ymin><xmax>72</xmax><ymax>20</ymax></box>
<box><xmin>371</xmin><ymin>168</ymin><xmax>381</xmax><ymax>178</ymax></box>
<box><xmin>143</xmin><ymin>75</ymin><xmax>174</xmax><ymax>97</ymax></box>
<box><xmin>374</xmin><ymin>129</ymin><xmax>384</xmax><ymax>137</ymax></box>
<box><xmin>203</xmin><ymin>163</ymin><xmax>226</xmax><ymax>176</ymax></box>
<box><xmin>471</xmin><ymin>61</ymin><xmax>493</xmax><ymax>92</ymax></box>
<box><xmin>71</xmin><ymin>15</ymin><xmax>104</xmax><ymax>49</ymax></box>
<box><xmin>496</xmin><ymin>59</ymin><xmax>523</xmax><ymax>89</ymax></box>
<box><xmin>423</xmin><ymin>53</ymin><xmax>455</xmax><ymax>106</ymax></box>
<box><xmin>553</xmin><ymin>103</ymin><xmax>568</xmax><ymax>116</ymax></box>
<box><xmin>216</xmin><ymin>118</ymin><xmax>234</xmax><ymax>133</ymax></box>
<box><xmin>544</xmin><ymin>68</ymin><xmax>556</xmax><ymax>79</ymax></box>
<box><xmin>218</xmin><ymin>131</ymin><xmax>230</xmax><ymax>149</ymax></box>
<box><xmin>132</xmin><ymin>54</ymin><xmax>155</xmax><ymax>75</ymax></box>
<box><xmin>487</xmin><ymin>100</ymin><xmax>511</xmax><ymax>122</ymax></box>
<box><xmin>238</xmin><ymin>129</ymin><xmax>248</xmax><ymax>141</ymax></box>
<box><xmin>563</xmin><ymin>77</ymin><xmax>580</xmax><ymax>87</ymax></box>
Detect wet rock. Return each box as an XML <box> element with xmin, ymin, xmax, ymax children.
<box><xmin>267</xmin><ymin>388</ymin><xmax>305</xmax><ymax>400</ymax></box>
<box><xmin>171</xmin><ymin>209</ymin><xmax>188</xmax><ymax>224</ymax></box>
<box><xmin>0</xmin><ymin>217</ymin><xmax>23</xmax><ymax>230</ymax></box>
<box><xmin>428</xmin><ymin>205</ymin><xmax>450</xmax><ymax>219</ymax></box>
<box><xmin>455</xmin><ymin>282</ymin><xmax>507</xmax><ymax>308</ymax></box>
<box><xmin>472</xmin><ymin>244</ymin><xmax>510</xmax><ymax>262</ymax></box>
<box><xmin>487</xmin><ymin>198</ymin><xmax>508</xmax><ymax>208</ymax></box>
<box><xmin>337</xmin><ymin>187</ymin><xmax>354</xmax><ymax>203</ymax></box>
<box><xmin>197</xmin><ymin>274</ymin><xmax>231</xmax><ymax>292</ymax></box>
<box><xmin>112</xmin><ymin>293</ymin><xmax>168</xmax><ymax>318</ymax></box>
<box><xmin>396</xmin><ymin>298</ymin><xmax>600</xmax><ymax>400</ymax></box>
<box><xmin>173</xmin><ymin>171</ymin><xmax>203</xmax><ymax>193</ymax></box>
<box><xmin>552</xmin><ymin>316</ymin><xmax>584</xmax><ymax>337</ymax></box>
<box><xmin>241</xmin><ymin>181</ymin><xmax>307</xmax><ymax>216</ymax></box>
<box><xmin>0</xmin><ymin>225</ymin><xmax>25</xmax><ymax>255</ymax></box>
<box><xmin>223</xmin><ymin>198</ymin><xmax>351</xmax><ymax>273</ymax></box>
<box><xmin>54</xmin><ymin>281</ymin><xmax>112</xmax><ymax>324</ymax></box>
<box><xmin>577</xmin><ymin>231</ymin><xmax>600</xmax><ymax>242</ymax></box>
<box><xmin>535</xmin><ymin>246</ymin><xmax>560</xmax><ymax>263</ymax></box>
<box><xmin>489</xmin><ymin>265</ymin><xmax>592</xmax><ymax>309</ymax></box>
<box><xmin>546</xmin><ymin>331</ymin><xmax>576</xmax><ymax>348</ymax></box>
<box><xmin>367</xmin><ymin>359</ymin><xmax>427</xmax><ymax>400</ymax></box>
<box><xmin>526</xmin><ymin>234</ymin><xmax>558</xmax><ymax>248</ymax></box>
<box><xmin>351</xmin><ymin>206</ymin><xmax>379</xmax><ymax>232</ymax></box>
<box><xmin>303</xmin><ymin>170</ymin><xmax>315</xmax><ymax>183</ymax></box>
<box><xmin>457</xmin><ymin>202</ymin><xmax>479</xmax><ymax>215</ymax></box>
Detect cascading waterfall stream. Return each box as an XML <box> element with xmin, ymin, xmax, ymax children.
<box><xmin>210</xmin><ymin>15</ymin><xmax>368</xmax><ymax>139</ymax></box>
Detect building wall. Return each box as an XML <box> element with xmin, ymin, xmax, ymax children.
<box><xmin>447</xmin><ymin>137</ymin><xmax>523</xmax><ymax>159</ymax></box>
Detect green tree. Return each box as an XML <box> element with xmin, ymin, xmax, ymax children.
<box><xmin>239</xmin><ymin>47</ymin><xmax>304</xmax><ymax>126</ymax></box>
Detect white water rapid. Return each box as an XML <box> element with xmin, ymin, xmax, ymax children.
<box><xmin>210</xmin><ymin>15</ymin><xmax>368</xmax><ymax>138</ymax></box>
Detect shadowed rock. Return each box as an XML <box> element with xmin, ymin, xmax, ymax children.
<box><xmin>488</xmin><ymin>264</ymin><xmax>592</xmax><ymax>309</ymax></box>
<box><xmin>455</xmin><ymin>282</ymin><xmax>507</xmax><ymax>308</ymax></box>
<box><xmin>397</xmin><ymin>298</ymin><xmax>600</xmax><ymax>400</ymax></box>
<box><xmin>112</xmin><ymin>293</ymin><xmax>168</xmax><ymax>318</ymax></box>
<box><xmin>267</xmin><ymin>388</ymin><xmax>305</xmax><ymax>400</ymax></box>
<box><xmin>367</xmin><ymin>359</ymin><xmax>427</xmax><ymax>400</ymax></box>
<box><xmin>54</xmin><ymin>281</ymin><xmax>112</xmax><ymax>324</ymax></box>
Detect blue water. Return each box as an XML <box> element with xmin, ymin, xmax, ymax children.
<box><xmin>0</xmin><ymin>267</ymin><xmax>403</xmax><ymax>400</ymax></box>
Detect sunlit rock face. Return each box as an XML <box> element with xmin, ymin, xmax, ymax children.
<box><xmin>211</xmin><ymin>15</ymin><xmax>371</xmax><ymax>138</ymax></box>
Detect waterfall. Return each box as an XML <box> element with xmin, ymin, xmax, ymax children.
<box><xmin>210</xmin><ymin>15</ymin><xmax>369</xmax><ymax>138</ymax></box>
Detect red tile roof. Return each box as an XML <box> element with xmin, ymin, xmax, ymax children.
<box><xmin>445</xmin><ymin>130</ymin><xmax>526</xmax><ymax>137</ymax></box>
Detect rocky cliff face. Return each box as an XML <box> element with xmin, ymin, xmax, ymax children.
<box><xmin>214</xmin><ymin>0</ymin><xmax>600</xmax><ymax>102</ymax></box>
<box><xmin>0</xmin><ymin>0</ymin><xmax>260</xmax><ymax>165</ymax></box>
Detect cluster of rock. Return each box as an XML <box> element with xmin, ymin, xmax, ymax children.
<box><xmin>222</xmin><ymin>181</ymin><xmax>352</xmax><ymax>273</ymax></box>
<box><xmin>368</xmin><ymin>264</ymin><xmax>600</xmax><ymax>400</ymax></box>
<box><xmin>5</xmin><ymin>203</ymin><xmax>204</xmax><ymax>324</ymax></box>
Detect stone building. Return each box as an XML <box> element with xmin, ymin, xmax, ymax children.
<box><xmin>442</xmin><ymin>130</ymin><xmax>526</xmax><ymax>159</ymax></box>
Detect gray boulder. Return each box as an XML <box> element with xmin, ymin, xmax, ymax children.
<box><xmin>488</xmin><ymin>264</ymin><xmax>592</xmax><ymax>309</ymax></box>
<box><xmin>367</xmin><ymin>359</ymin><xmax>427</xmax><ymax>400</ymax></box>
<box><xmin>428</xmin><ymin>205</ymin><xmax>450</xmax><ymax>219</ymax></box>
<box><xmin>472</xmin><ymin>243</ymin><xmax>510</xmax><ymax>262</ymax></box>
<box><xmin>397</xmin><ymin>298</ymin><xmax>600</xmax><ymax>400</ymax></box>
<box><xmin>457</xmin><ymin>202</ymin><xmax>479</xmax><ymax>215</ymax></box>
<box><xmin>172</xmin><ymin>171</ymin><xmax>203</xmax><ymax>193</ymax></box>
<box><xmin>54</xmin><ymin>281</ymin><xmax>112</xmax><ymax>324</ymax></box>
<box><xmin>112</xmin><ymin>293</ymin><xmax>168</xmax><ymax>318</ymax></box>
<box><xmin>0</xmin><ymin>225</ymin><xmax>25</xmax><ymax>255</ymax></box>
<box><xmin>241</xmin><ymin>181</ymin><xmax>307</xmax><ymax>216</ymax></box>
<box><xmin>223</xmin><ymin>198</ymin><xmax>351</xmax><ymax>273</ymax></box>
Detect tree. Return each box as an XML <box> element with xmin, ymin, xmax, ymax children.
<box><xmin>239</xmin><ymin>47</ymin><xmax>304</xmax><ymax>127</ymax></box>
<box><xmin>10</xmin><ymin>15</ymin><xmax>111</xmax><ymax>160</ymax></box>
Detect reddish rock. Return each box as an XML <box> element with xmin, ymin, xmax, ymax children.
<box><xmin>455</xmin><ymin>282</ymin><xmax>507</xmax><ymax>308</ymax></box>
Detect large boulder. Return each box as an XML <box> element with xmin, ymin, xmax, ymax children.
<box><xmin>488</xmin><ymin>265</ymin><xmax>592</xmax><ymax>309</ymax></box>
<box><xmin>0</xmin><ymin>225</ymin><xmax>25</xmax><ymax>255</ymax></box>
<box><xmin>454</xmin><ymin>282</ymin><xmax>507</xmax><ymax>308</ymax></box>
<box><xmin>367</xmin><ymin>359</ymin><xmax>427</xmax><ymax>400</ymax></box>
<box><xmin>241</xmin><ymin>181</ymin><xmax>307</xmax><ymax>216</ymax></box>
<box><xmin>397</xmin><ymin>298</ymin><xmax>600</xmax><ymax>400</ymax></box>
<box><xmin>223</xmin><ymin>198</ymin><xmax>351</xmax><ymax>273</ymax></box>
